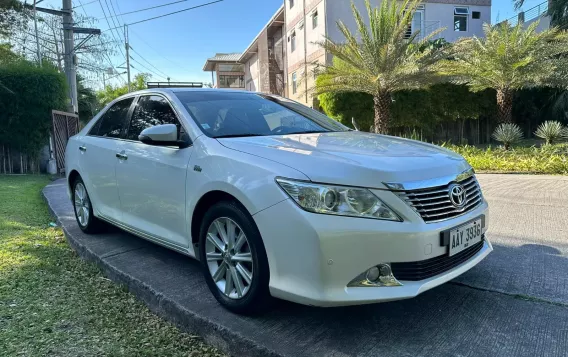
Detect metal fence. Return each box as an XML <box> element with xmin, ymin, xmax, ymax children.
<box><xmin>52</xmin><ymin>110</ymin><xmax>80</xmax><ymax>173</ymax></box>
<box><xmin>503</xmin><ymin>1</ymin><xmax>548</xmax><ymax>27</ymax></box>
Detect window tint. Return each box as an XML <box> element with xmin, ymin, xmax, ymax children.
<box><xmin>90</xmin><ymin>97</ymin><xmax>134</xmax><ymax>138</ymax></box>
<box><xmin>174</xmin><ymin>91</ymin><xmax>348</xmax><ymax>138</ymax></box>
<box><xmin>125</xmin><ymin>95</ymin><xmax>183</xmax><ymax>141</ymax></box>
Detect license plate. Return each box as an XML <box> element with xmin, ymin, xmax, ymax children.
<box><xmin>449</xmin><ymin>218</ymin><xmax>483</xmax><ymax>256</ymax></box>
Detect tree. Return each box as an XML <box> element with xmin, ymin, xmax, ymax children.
<box><xmin>314</xmin><ymin>0</ymin><xmax>445</xmax><ymax>134</ymax></box>
<box><xmin>77</xmin><ymin>74</ymin><xmax>98</xmax><ymax>124</ymax></box>
<box><xmin>0</xmin><ymin>0</ymin><xmax>25</xmax><ymax>38</ymax></box>
<box><xmin>441</xmin><ymin>22</ymin><xmax>568</xmax><ymax>123</ymax></box>
<box><xmin>97</xmin><ymin>73</ymin><xmax>150</xmax><ymax>106</ymax></box>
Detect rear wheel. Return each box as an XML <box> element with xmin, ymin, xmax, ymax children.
<box><xmin>72</xmin><ymin>177</ymin><xmax>104</xmax><ymax>233</ymax></box>
<box><xmin>199</xmin><ymin>201</ymin><xmax>271</xmax><ymax>314</ymax></box>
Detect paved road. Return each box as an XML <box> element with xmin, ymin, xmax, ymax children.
<box><xmin>43</xmin><ymin>174</ymin><xmax>568</xmax><ymax>357</ymax></box>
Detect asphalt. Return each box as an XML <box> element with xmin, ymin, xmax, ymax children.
<box><xmin>42</xmin><ymin>174</ymin><xmax>568</xmax><ymax>357</ymax></box>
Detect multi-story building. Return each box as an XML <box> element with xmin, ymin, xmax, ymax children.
<box><xmin>204</xmin><ymin>1</ymin><xmax>492</xmax><ymax>106</ymax></box>
<box><xmin>239</xmin><ymin>6</ymin><xmax>287</xmax><ymax>96</ymax></box>
<box><xmin>285</xmin><ymin>0</ymin><xmax>492</xmax><ymax>107</ymax></box>
<box><xmin>203</xmin><ymin>53</ymin><xmax>246</xmax><ymax>89</ymax></box>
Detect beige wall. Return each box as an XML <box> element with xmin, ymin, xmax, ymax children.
<box><xmin>285</xmin><ymin>0</ymin><xmax>326</xmax><ymax>106</ymax></box>
<box><xmin>244</xmin><ymin>53</ymin><xmax>259</xmax><ymax>92</ymax></box>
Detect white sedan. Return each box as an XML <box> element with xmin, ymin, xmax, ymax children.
<box><xmin>65</xmin><ymin>89</ymin><xmax>492</xmax><ymax>314</ymax></box>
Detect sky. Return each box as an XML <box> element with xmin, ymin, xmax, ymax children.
<box><xmin>38</xmin><ymin>0</ymin><xmax>547</xmax><ymax>89</ymax></box>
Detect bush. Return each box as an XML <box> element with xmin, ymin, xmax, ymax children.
<box><xmin>0</xmin><ymin>60</ymin><xmax>67</xmax><ymax>172</ymax></box>
<box><xmin>534</xmin><ymin>121</ymin><xmax>567</xmax><ymax>145</ymax></box>
<box><xmin>491</xmin><ymin>123</ymin><xmax>523</xmax><ymax>150</ymax></box>
<box><xmin>445</xmin><ymin>144</ymin><xmax>568</xmax><ymax>175</ymax></box>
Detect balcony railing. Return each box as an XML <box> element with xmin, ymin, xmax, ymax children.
<box><xmin>502</xmin><ymin>1</ymin><xmax>548</xmax><ymax>27</ymax></box>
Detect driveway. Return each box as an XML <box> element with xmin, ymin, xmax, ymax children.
<box><xmin>43</xmin><ymin>174</ymin><xmax>568</xmax><ymax>357</ymax></box>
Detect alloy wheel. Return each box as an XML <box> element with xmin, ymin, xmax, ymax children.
<box><xmin>205</xmin><ymin>217</ymin><xmax>254</xmax><ymax>299</ymax></box>
<box><xmin>74</xmin><ymin>182</ymin><xmax>90</xmax><ymax>227</ymax></box>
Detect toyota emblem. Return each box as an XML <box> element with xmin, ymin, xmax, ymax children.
<box><xmin>448</xmin><ymin>183</ymin><xmax>467</xmax><ymax>209</ymax></box>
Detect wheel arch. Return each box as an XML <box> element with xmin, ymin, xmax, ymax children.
<box><xmin>190</xmin><ymin>190</ymin><xmax>251</xmax><ymax>248</ymax></box>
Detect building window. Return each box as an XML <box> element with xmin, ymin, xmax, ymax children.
<box><xmin>312</xmin><ymin>10</ymin><xmax>318</xmax><ymax>29</ymax></box>
<box><xmin>454</xmin><ymin>7</ymin><xmax>469</xmax><ymax>32</ymax></box>
<box><xmin>289</xmin><ymin>0</ymin><xmax>294</xmax><ymax>9</ymax></box>
<box><xmin>292</xmin><ymin>72</ymin><xmax>297</xmax><ymax>94</ymax></box>
<box><xmin>472</xmin><ymin>11</ymin><xmax>481</xmax><ymax>19</ymax></box>
<box><xmin>219</xmin><ymin>75</ymin><xmax>245</xmax><ymax>88</ymax></box>
<box><xmin>218</xmin><ymin>63</ymin><xmax>245</xmax><ymax>72</ymax></box>
<box><xmin>291</xmin><ymin>31</ymin><xmax>296</xmax><ymax>52</ymax></box>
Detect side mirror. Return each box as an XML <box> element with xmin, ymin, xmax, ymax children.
<box><xmin>139</xmin><ymin>124</ymin><xmax>191</xmax><ymax>149</ymax></box>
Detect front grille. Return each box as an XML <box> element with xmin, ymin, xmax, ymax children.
<box><xmin>396</xmin><ymin>175</ymin><xmax>482</xmax><ymax>223</ymax></box>
<box><xmin>391</xmin><ymin>239</ymin><xmax>484</xmax><ymax>281</ymax></box>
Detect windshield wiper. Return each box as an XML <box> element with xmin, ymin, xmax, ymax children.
<box><xmin>214</xmin><ymin>133</ymin><xmax>263</xmax><ymax>139</ymax></box>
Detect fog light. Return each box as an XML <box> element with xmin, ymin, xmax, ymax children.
<box><xmin>378</xmin><ymin>264</ymin><xmax>391</xmax><ymax>277</ymax></box>
<box><xmin>366</xmin><ymin>267</ymin><xmax>380</xmax><ymax>282</ymax></box>
<box><xmin>348</xmin><ymin>263</ymin><xmax>402</xmax><ymax>287</ymax></box>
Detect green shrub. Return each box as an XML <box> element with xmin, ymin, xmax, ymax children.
<box><xmin>445</xmin><ymin>144</ymin><xmax>568</xmax><ymax>175</ymax></box>
<box><xmin>491</xmin><ymin>123</ymin><xmax>523</xmax><ymax>150</ymax></box>
<box><xmin>534</xmin><ymin>121</ymin><xmax>567</xmax><ymax>145</ymax></box>
<box><xmin>0</xmin><ymin>60</ymin><xmax>67</xmax><ymax>162</ymax></box>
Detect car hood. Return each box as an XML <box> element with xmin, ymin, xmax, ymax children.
<box><xmin>218</xmin><ymin>131</ymin><xmax>470</xmax><ymax>188</ymax></box>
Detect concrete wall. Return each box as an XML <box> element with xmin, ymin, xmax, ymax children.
<box><xmin>525</xmin><ymin>15</ymin><xmax>551</xmax><ymax>32</ymax></box>
<box><xmin>244</xmin><ymin>53</ymin><xmax>259</xmax><ymax>92</ymax></box>
<box><xmin>326</xmin><ymin>0</ymin><xmax>491</xmax><ymax>43</ymax></box>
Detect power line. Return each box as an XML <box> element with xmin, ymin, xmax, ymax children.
<box><xmin>98</xmin><ymin>0</ymin><xmax>125</xmax><ymax>60</ymax></box>
<box><xmin>129</xmin><ymin>46</ymin><xmax>172</xmax><ymax>80</ymax></box>
<box><xmin>130</xmin><ymin>29</ymin><xmax>193</xmax><ymax>73</ymax></box>
<box><xmin>103</xmin><ymin>0</ymin><xmax>223</xmax><ymax>32</ymax></box>
<box><xmin>129</xmin><ymin>56</ymin><xmax>169</xmax><ymax>81</ymax></box>
<box><xmin>73</xmin><ymin>0</ymin><xmax>97</xmax><ymax>9</ymax></box>
<box><xmin>97</xmin><ymin>0</ymin><xmax>193</xmax><ymax>20</ymax></box>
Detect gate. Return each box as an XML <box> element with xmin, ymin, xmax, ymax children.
<box><xmin>52</xmin><ymin>110</ymin><xmax>80</xmax><ymax>173</ymax></box>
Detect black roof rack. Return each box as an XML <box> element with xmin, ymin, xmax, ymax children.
<box><xmin>146</xmin><ymin>82</ymin><xmax>204</xmax><ymax>89</ymax></box>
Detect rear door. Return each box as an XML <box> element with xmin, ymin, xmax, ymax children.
<box><xmin>78</xmin><ymin>97</ymin><xmax>134</xmax><ymax>222</ymax></box>
<box><xmin>115</xmin><ymin>94</ymin><xmax>193</xmax><ymax>248</ymax></box>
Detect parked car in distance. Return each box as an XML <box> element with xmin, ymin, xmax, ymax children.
<box><xmin>65</xmin><ymin>89</ymin><xmax>492</xmax><ymax>314</ymax></box>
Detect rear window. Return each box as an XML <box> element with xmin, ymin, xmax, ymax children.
<box><xmin>89</xmin><ymin>97</ymin><xmax>134</xmax><ymax>138</ymax></box>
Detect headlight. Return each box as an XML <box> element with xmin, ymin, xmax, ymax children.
<box><xmin>276</xmin><ymin>178</ymin><xmax>402</xmax><ymax>221</ymax></box>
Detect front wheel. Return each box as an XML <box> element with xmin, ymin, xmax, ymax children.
<box><xmin>199</xmin><ymin>201</ymin><xmax>271</xmax><ymax>314</ymax></box>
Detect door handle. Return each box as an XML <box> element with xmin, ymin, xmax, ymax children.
<box><xmin>116</xmin><ymin>152</ymin><xmax>128</xmax><ymax>160</ymax></box>
<box><xmin>79</xmin><ymin>146</ymin><xmax>87</xmax><ymax>152</ymax></box>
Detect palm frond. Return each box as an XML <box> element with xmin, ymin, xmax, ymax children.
<box><xmin>314</xmin><ymin>0</ymin><xmax>446</xmax><ymax>98</ymax></box>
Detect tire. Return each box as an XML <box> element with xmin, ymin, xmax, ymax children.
<box><xmin>72</xmin><ymin>176</ymin><xmax>104</xmax><ymax>234</ymax></box>
<box><xmin>199</xmin><ymin>201</ymin><xmax>272</xmax><ymax>314</ymax></box>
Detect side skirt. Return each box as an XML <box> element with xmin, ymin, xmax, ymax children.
<box><xmin>98</xmin><ymin>213</ymin><xmax>195</xmax><ymax>259</ymax></box>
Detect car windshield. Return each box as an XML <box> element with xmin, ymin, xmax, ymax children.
<box><xmin>174</xmin><ymin>91</ymin><xmax>349</xmax><ymax>138</ymax></box>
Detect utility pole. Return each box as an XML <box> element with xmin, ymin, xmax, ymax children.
<box><xmin>33</xmin><ymin>0</ymin><xmax>42</xmax><ymax>66</ymax></box>
<box><xmin>62</xmin><ymin>0</ymin><xmax>77</xmax><ymax>113</ymax></box>
<box><xmin>125</xmin><ymin>24</ymin><xmax>131</xmax><ymax>92</ymax></box>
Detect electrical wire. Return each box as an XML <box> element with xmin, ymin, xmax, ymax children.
<box><xmin>103</xmin><ymin>0</ymin><xmax>223</xmax><ymax>31</ymax></box>
<box><xmin>97</xmin><ymin>0</ymin><xmax>193</xmax><ymax>20</ymax></box>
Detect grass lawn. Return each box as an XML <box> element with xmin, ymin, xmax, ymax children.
<box><xmin>0</xmin><ymin>175</ymin><xmax>224</xmax><ymax>357</ymax></box>
<box><xmin>445</xmin><ymin>143</ymin><xmax>568</xmax><ymax>175</ymax></box>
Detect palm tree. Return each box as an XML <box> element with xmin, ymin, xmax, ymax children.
<box><xmin>441</xmin><ymin>22</ymin><xmax>568</xmax><ymax>123</ymax></box>
<box><xmin>314</xmin><ymin>0</ymin><xmax>445</xmax><ymax>134</ymax></box>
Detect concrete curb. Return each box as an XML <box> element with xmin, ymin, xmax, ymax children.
<box><xmin>42</xmin><ymin>180</ymin><xmax>281</xmax><ymax>357</ymax></box>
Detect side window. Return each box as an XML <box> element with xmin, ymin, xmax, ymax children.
<box><xmin>89</xmin><ymin>98</ymin><xmax>134</xmax><ymax>138</ymax></box>
<box><xmin>125</xmin><ymin>95</ymin><xmax>184</xmax><ymax>141</ymax></box>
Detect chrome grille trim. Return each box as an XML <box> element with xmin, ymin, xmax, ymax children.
<box><xmin>395</xmin><ymin>175</ymin><xmax>483</xmax><ymax>223</ymax></box>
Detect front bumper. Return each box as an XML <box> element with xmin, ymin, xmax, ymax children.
<box><xmin>253</xmin><ymin>193</ymin><xmax>491</xmax><ymax>307</ymax></box>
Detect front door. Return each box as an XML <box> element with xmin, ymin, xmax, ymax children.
<box><xmin>79</xmin><ymin>97</ymin><xmax>134</xmax><ymax>221</ymax></box>
<box><xmin>115</xmin><ymin>94</ymin><xmax>193</xmax><ymax>248</ymax></box>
